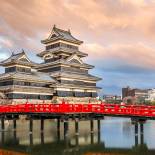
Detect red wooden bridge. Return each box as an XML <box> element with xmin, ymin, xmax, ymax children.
<box><xmin>0</xmin><ymin>103</ymin><xmax>155</xmax><ymax>118</ymax></box>
<box><xmin>0</xmin><ymin>102</ymin><xmax>151</xmax><ymax>143</ymax></box>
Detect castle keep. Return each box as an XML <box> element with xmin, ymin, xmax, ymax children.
<box><xmin>0</xmin><ymin>26</ymin><xmax>102</xmax><ymax>104</ymax></box>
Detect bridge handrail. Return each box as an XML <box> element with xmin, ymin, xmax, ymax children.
<box><xmin>0</xmin><ymin>103</ymin><xmax>155</xmax><ymax>117</ymax></box>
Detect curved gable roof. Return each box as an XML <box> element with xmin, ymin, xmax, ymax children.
<box><xmin>41</xmin><ymin>25</ymin><xmax>83</xmax><ymax>45</ymax></box>
<box><xmin>0</xmin><ymin>50</ymin><xmax>37</xmax><ymax>67</ymax></box>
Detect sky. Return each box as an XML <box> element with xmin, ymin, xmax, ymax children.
<box><xmin>1</xmin><ymin>0</ymin><xmax>155</xmax><ymax>95</ymax></box>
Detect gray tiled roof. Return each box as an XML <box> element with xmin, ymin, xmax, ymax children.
<box><xmin>37</xmin><ymin>47</ymin><xmax>87</xmax><ymax>57</ymax></box>
<box><xmin>36</xmin><ymin>58</ymin><xmax>94</xmax><ymax>69</ymax></box>
<box><xmin>1</xmin><ymin>52</ymin><xmax>25</xmax><ymax>64</ymax></box>
<box><xmin>0</xmin><ymin>71</ymin><xmax>56</xmax><ymax>83</ymax></box>
<box><xmin>53</xmin><ymin>26</ymin><xmax>82</xmax><ymax>43</ymax></box>
<box><xmin>50</xmin><ymin>71</ymin><xmax>102</xmax><ymax>81</ymax></box>
<box><xmin>41</xmin><ymin>25</ymin><xmax>83</xmax><ymax>44</ymax></box>
<box><xmin>51</xmin><ymin>83</ymin><xmax>101</xmax><ymax>90</ymax></box>
<box><xmin>35</xmin><ymin>72</ymin><xmax>55</xmax><ymax>82</ymax></box>
<box><xmin>0</xmin><ymin>50</ymin><xmax>37</xmax><ymax>66</ymax></box>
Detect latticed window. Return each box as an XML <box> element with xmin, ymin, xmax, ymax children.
<box><xmin>0</xmin><ymin>81</ymin><xmax>13</xmax><ymax>86</ymax></box>
<box><xmin>16</xmin><ymin>67</ymin><xmax>31</xmax><ymax>73</ymax></box>
<box><xmin>5</xmin><ymin>67</ymin><xmax>16</xmax><ymax>73</ymax></box>
<box><xmin>46</xmin><ymin>43</ymin><xmax>60</xmax><ymax>50</ymax></box>
<box><xmin>24</xmin><ymin>82</ymin><xmax>31</xmax><ymax>86</ymax></box>
<box><xmin>60</xmin><ymin>43</ymin><xmax>78</xmax><ymax>50</ymax></box>
<box><xmin>56</xmin><ymin>91</ymin><xmax>74</xmax><ymax>97</ymax></box>
<box><xmin>7</xmin><ymin>93</ymin><xmax>52</xmax><ymax>99</ymax></box>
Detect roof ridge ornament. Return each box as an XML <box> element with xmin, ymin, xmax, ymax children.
<box><xmin>68</xmin><ymin>29</ymin><xmax>71</xmax><ymax>34</ymax></box>
<box><xmin>53</xmin><ymin>24</ymin><xmax>56</xmax><ymax>29</ymax></box>
<box><xmin>41</xmin><ymin>25</ymin><xmax>83</xmax><ymax>45</ymax></box>
<box><xmin>22</xmin><ymin>49</ymin><xmax>25</xmax><ymax>53</ymax></box>
<box><xmin>11</xmin><ymin>51</ymin><xmax>15</xmax><ymax>56</ymax></box>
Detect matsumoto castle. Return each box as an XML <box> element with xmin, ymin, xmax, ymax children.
<box><xmin>0</xmin><ymin>25</ymin><xmax>102</xmax><ymax>104</ymax></box>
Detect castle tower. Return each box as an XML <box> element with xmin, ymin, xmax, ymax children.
<box><xmin>36</xmin><ymin>25</ymin><xmax>102</xmax><ymax>103</ymax></box>
<box><xmin>0</xmin><ymin>26</ymin><xmax>102</xmax><ymax>104</ymax></box>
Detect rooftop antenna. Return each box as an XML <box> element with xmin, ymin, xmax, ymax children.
<box><xmin>11</xmin><ymin>51</ymin><xmax>14</xmax><ymax>56</ymax></box>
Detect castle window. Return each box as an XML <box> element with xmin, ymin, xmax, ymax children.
<box><xmin>44</xmin><ymin>54</ymin><xmax>53</xmax><ymax>60</ymax></box>
<box><xmin>5</xmin><ymin>67</ymin><xmax>16</xmax><ymax>73</ymax></box>
<box><xmin>45</xmin><ymin>43</ymin><xmax>78</xmax><ymax>50</ymax></box>
<box><xmin>46</xmin><ymin>43</ymin><xmax>60</xmax><ymax>50</ymax></box>
<box><xmin>51</xmin><ymin>34</ymin><xmax>57</xmax><ymax>38</ymax></box>
<box><xmin>60</xmin><ymin>43</ymin><xmax>78</xmax><ymax>50</ymax></box>
<box><xmin>24</xmin><ymin>82</ymin><xmax>31</xmax><ymax>86</ymax></box>
<box><xmin>16</xmin><ymin>67</ymin><xmax>31</xmax><ymax>73</ymax></box>
<box><xmin>7</xmin><ymin>93</ymin><xmax>52</xmax><ymax>99</ymax></box>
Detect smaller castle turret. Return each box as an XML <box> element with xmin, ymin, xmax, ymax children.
<box><xmin>0</xmin><ymin>50</ymin><xmax>55</xmax><ymax>104</ymax></box>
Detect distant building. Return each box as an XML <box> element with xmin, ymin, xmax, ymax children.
<box><xmin>122</xmin><ymin>86</ymin><xmax>150</xmax><ymax>103</ymax></box>
<box><xmin>148</xmin><ymin>89</ymin><xmax>155</xmax><ymax>101</ymax></box>
<box><xmin>0</xmin><ymin>25</ymin><xmax>102</xmax><ymax>104</ymax></box>
<box><xmin>103</xmin><ymin>95</ymin><xmax>122</xmax><ymax>103</ymax></box>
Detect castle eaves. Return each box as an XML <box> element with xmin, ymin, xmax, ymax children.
<box><xmin>0</xmin><ymin>50</ymin><xmax>37</xmax><ymax>67</ymax></box>
<box><xmin>41</xmin><ymin>26</ymin><xmax>83</xmax><ymax>45</ymax></box>
<box><xmin>0</xmin><ymin>71</ymin><xmax>56</xmax><ymax>83</ymax></box>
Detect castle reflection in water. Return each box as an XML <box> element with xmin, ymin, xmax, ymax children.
<box><xmin>0</xmin><ymin>117</ymin><xmax>155</xmax><ymax>155</ymax></box>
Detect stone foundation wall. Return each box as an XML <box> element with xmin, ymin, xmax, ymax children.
<box><xmin>0</xmin><ymin>97</ymin><xmax>101</xmax><ymax>105</ymax></box>
<box><xmin>0</xmin><ymin>99</ymin><xmax>9</xmax><ymax>105</ymax></box>
<box><xmin>51</xmin><ymin>96</ymin><xmax>101</xmax><ymax>104</ymax></box>
<box><xmin>0</xmin><ymin>99</ymin><xmax>52</xmax><ymax>105</ymax></box>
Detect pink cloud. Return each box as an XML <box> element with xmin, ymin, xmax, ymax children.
<box><xmin>0</xmin><ymin>0</ymin><xmax>155</xmax><ymax>38</ymax></box>
<box><xmin>82</xmin><ymin>42</ymin><xmax>155</xmax><ymax>69</ymax></box>
<box><xmin>0</xmin><ymin>0</ymin><xmax>155</xmax><ymax>70</ymax></box>
<box><xmin>0</xmin><ymin>37</ymin><xmax>13</xmax><ymax>48</ymax></box>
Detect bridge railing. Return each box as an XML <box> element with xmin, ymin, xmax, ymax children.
<box><xmin>0</xmin><ymin>103</ymin><xmax>155</xmax><ymax>117</ymax></box>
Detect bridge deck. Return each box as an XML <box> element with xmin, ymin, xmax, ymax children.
<box><xmin>0</xmin><ymin>103</ymin><xmax>154</xmax><ymax>119</ymax></box>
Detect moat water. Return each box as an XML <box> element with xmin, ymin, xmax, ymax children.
<box><xmin>0</xmin><ymin>117</ymin><xmax>155</xmax><ymax>155</ymax></box>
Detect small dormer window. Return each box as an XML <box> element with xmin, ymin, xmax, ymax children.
<box><xmin>44</xmin><ymin>54</ymin><xmax>53</xmax><ymax>60</ymax></box>
<box><xmin>19</xmin><ymin>58</ymin><xmax>29</xmax><ymax>62</ymax></box>
<box><xmin>51</xmin><ymin>34</ymin><xmax>56</xmax><ymax>38</ymax></box>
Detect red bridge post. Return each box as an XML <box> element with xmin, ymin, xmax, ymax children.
<box><xmin>135</xmin><ymin>122</ymin><xmax>138</xmax><ymax>146</ymax></box>
<box><xmin>1</xmin><ymin>117</ymin><xmax>4</xmax><ymax>131</ymax></box>
<box><xmin>57</xmin><ymin>119</ymin><xmax>61</xmax><ymax>140</ymax></box>
<box><xmin>40</xmin><ymin>119</ymin><xmax>44</xmax><ymax>133</ymax></box>
<box><xmin>75</xmin><ymin>118</ymin><xmax>79</xmax><ymax>146</ymax></box>
<box><xmin>29</xmin><ymin>118</ymin><xmax>33</xmax><ymax>146</ymax></box>
<box><xmin>1</xmin><ymin>117</ymin><xmax>5</xmax><ymax>144</ymax></box>
<box><xmin>64</xmin><ymin>120</ymin><xmax>69</xmax><ymax>141</ymax></box>
<box><xmin>140</xmin><ymin>122</ymin><xmax>144</xmax><ymax>145</ymax></box>
<box><xmin>41</xmin><ymin>131</ymin><xmax>44</xmax><ymax>145</ymax></box>
<box><xmin>97</xmin><ymin>119</ymin><xmax>101</xmax><ymax>143</ymax></box>
<box><xmin>29</xmin><ymin>118</ymin><xmax>33</xmax><ymax>134</ymax></box>
<box><xmin>139</xmin><ymin>120</ymin><xmax>145</xmax><ymax>145</ymax></box>
<box><xmin>90</xmin><ymin>119</ymin><xmax>94</xmax><ymax>144</ymax></box>
<box><xmin>75</xmin><ymin>119</ymin><xmax>79</xmax><ymax>136</ymax></box>
<box><xmin>13</xmin><ymin>119</ymin><xmax>17</xmax><ymax>140</ymax></box>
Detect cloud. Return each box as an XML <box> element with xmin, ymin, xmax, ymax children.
<box><xmin>0</xmin><ymin>0</ymin><xmax>155</xmax><ymax>41</ymax></box>
<box><xmin>0</xmin><ymin>0</ymin><xmax>155</xmax><ymax>94</ymax></box>
<box><xmin>0</xmin><ymin>37</ymin><xmax>13</xmax><ymax>48</ymax></box>
<box><xmin>83</xmin><ymin>42</ymin><xmax>155</xmax><ymax>71</ymax></box>
<box><xmin>64</xmin><ymin>0</ymin><xmax>155</xmax><ymax>38</ymax></box>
